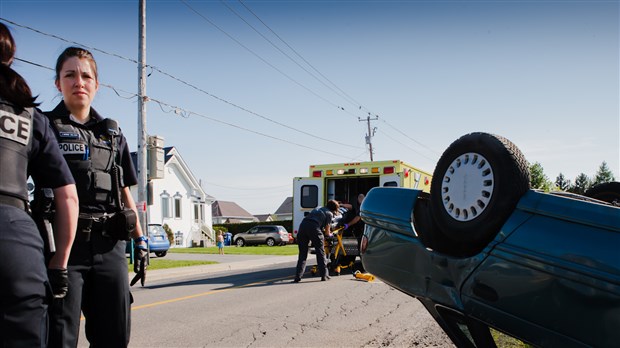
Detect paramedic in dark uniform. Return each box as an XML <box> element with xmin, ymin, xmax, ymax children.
<box><xmin>342</xmin><ymin>193</ymin><xmax>366</xmax><ymax>240</ymax></box>
<box><xmin>294</xmin><ymin>200</ymin><xmax>340</xmax><ymax>282</ymax></box>
<box><xmin>0</xmin><ymin>23</ymin><xmax>79</xmax><ymax>347</ymax></box>
<box><xmin>45</xmin><ymin>46</ymin><xmax>147</xmax><ymax>348</ymax></box>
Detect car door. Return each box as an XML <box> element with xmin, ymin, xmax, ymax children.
<box><xmin>245</xmin><ymin>227</ymin><xmax>259</xmax><ymax>244</ymax></box>
<box><xmin>255</xmin><ymin>226</ymin><xmax>271</xmax><ymax>243</ymax></box>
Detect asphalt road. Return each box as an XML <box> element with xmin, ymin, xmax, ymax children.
<box><xmin>75</xmin><ymin>252</ymin><xmax>454</xmax><ymax>347</ymax></box>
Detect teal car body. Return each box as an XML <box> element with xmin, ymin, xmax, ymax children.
<box><xmin>361</xmin><ymin>186</ymin><xmax>620</xmax><ymax>347</ymax></box>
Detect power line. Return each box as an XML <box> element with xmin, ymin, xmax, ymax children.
<box><xmin>15</xmin><ymin>57</ymin><xmax>352</xmax><ymax>159</ymax></box>
<box><xmin>376</xmin><ymin>128</ymin><xmax>437</xmax><ymax>163</ymax></box>
<box><xmin>179</xmin><ymin>0</ymin><xmax>353</xmax><ymax>117</ymax></box>
<box><xmin>147</xmin><ymin>64</ymin><xmax>361</xmax><ymax>149</ymax></box>
<box><xmin>237</xmin><ymin>0</ymin><xmax>364</xmax><ymax>111</ymax></box>
<box><xmin>223</xmin><ymin>0</ymin><xmax>360</xmax><ymax>112</ymax></box>
<box><xmin>1</xmin><ymin>17</ymin><xmax>362</xmax><ymax>149</ymax></box>
<box><xmin>380</xmin><ymin>118</ymin><xmax>441</xmax><ymax>156</ymax></box>
<box><xmin>223</xmin><ymin>4</ymin><xmax>441</xmax><ymax>156</ymax></box>
<box><xmin>3</xmin><ymin>16</ymin><xmax>439</xmax><ymax>155</ymax></box>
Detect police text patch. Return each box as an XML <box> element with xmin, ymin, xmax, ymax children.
<box><xmin>0</xmin><ymin>110</ymin><xmax>31</xmax><ymax>146</ymax></box>
<box><xmin>59</xmin><ymin>142</ymin><xmax>87</xmax><ymax>155</ymax></box>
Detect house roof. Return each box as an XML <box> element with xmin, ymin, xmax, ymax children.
<box><xmin>274</xmin><ymin>197</ymin><xmax>293</xmax><ymax>215</ymax></box>
<box><xmin>212</xmin><ymin>200</ymin><xmax>256</xmax><ymax>219</ymax></box>
<box><xmin>254</xmin><ymin>214</ymin><xmax>272</xmax><ymax>222</ymax></box>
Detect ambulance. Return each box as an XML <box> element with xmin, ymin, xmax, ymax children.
<box><xmin>292</xmin><ymin>160</ymin><xmax>432</xmax><ymax>238</ymax></box>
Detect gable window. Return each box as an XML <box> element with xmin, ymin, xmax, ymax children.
<box><xmin>173</xmin><ymin>192</ymin><xmax>182</xmax><ymax>219</ymax></box>
<box><xmin>161</xmin><ymin>191</ymin><xmax>171</xmax><ymax>218</ymax></box>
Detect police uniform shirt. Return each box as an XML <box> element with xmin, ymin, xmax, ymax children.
<box><xmin>28</xmin><ymin>109</ymin><xmax>75</xmax><ymax>188</ymax></box>
<box><xmin>45</xmin><ymin>102</ymin><xmax>138</xmax><ymax>213</ymax></box>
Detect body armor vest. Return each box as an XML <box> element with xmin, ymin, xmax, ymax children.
<box><xmin>0</xmin><ymin>99</ymin><xmax>32</xmax><ymax>202</ymax></box>
<box><xmin>48</xmin><ymin>116</ymin><xmax>119</xmax><ymax>209</ymax></box>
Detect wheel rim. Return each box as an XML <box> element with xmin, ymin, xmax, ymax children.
<box><xmin>440</xmin><ymin>152</ymin><xmax>494</xmax><ymax>222</ymax></box>
<box><xmin>267</xmin><ymin>239</ymin><xmax>274</xmax><ymax>246</ymax></box>
<box><xmin>236</xmin><ymin>240</ymin><xmax>243</xmax><ymax>246</ymax></box>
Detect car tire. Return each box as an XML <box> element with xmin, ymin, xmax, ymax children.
<box><xmin>429</xmin><ymin>132</ymin><xmax>530</xmax><ymax>251</ymax></box>
<box><xmin>236</xmin><ymin>238</ymin><xmax>245</xmax><ymax>247</ymax></box>
<box><xmin>584</xmin><ymin>181</ymin><xmax>620</xmax><ymax>206</ymax></box>
<box><xmin>154</xmin><ymin>251</ymin><xmax>167</xmax><ymax>257</ymax></box>
<box><xmin>266</xmin><ymin>238</ymin><xmax>276</xmax><ymax>247</ymax></box>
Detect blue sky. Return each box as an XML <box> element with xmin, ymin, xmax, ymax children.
<box><xmin>2</xmin><ymin>0</ymin><xmax>618</xmax><ymax>215</ymax></box>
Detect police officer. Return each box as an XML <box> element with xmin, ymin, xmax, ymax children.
<box><xmin>0</xmin><ymin>23</ymin><xmax>79</xmax><ymax>347</ymax></box>
<box><xmin>45</xmin><ymin>46</ymin><xmax>147</xmax><ymax>348</ymax></box>
<box><xmin>294</xmin><ymin>199</ymin><xmax>340</xmax><ymax>282</ymax></box>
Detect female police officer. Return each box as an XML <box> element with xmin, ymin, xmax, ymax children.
<box><xmin>0</xmin><ymin>23</ymin><xmax>79</xmax><ymax>347</ymax></box>
<box><xmin>45</xmin><ymin>46</ymin><xmax>147</xmax><ymax>348</ymax></box>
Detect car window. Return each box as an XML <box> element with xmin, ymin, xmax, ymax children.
<box><xmin>148</xmin><ymin>225</ymin><xmax>166</xmax><ymax>236</ymax></box>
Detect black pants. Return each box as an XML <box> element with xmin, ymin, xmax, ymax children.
<box><xmin>295</xmin><ymin>220</ymin><xmax>328</xmax><ymax>279</ymax></box>
<box><xmin>48</xmin><ymin>224</ymin><xmax>131</xmax><ymax>348</ymax></box>
<box><xmin>0</xmin><ymin>206</ymin><xmax>49</xmax><ymax>348</ymax></box>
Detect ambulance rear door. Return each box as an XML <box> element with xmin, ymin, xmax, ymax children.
<box><xmin>292</xmin><ymin>177</ymin><xmax>324</xmax><ymax>238</ymax></box>
<box><xmin>380</xmin><ymin>173</ymin><xmax>402</xmax><ymax>187</ymax></box>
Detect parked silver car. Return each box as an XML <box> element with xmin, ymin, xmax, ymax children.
<box><xmin>233</xmin><ymin>225</ymin><xmax>290</xmax><ymax>247</ymax></box>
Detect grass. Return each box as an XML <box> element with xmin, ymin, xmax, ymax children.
<box><xmin>127</xmin><ymin>244</ymin><xmax>298</xmax><ymax>272</ymax></box>
<box><xmin>169</xmin><ymin>244</ymin><xmax>299</xmax><ymax>256</ymax></box>
<box><xmin>127</xmin><ymin>258</ymin><xmax>217</xmax><ymax>272</ymax></box>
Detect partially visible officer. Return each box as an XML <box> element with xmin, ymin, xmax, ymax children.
<box><xmin>0</xmin><ymin>22</ymin><xmax>79</xmax><ymax>347</ymax></box>
<box><xmin>294</xmin><ymin>199</ymin><xmax>340</xmax><ymax>282</ymax></box>
<box><xmin>45</xmin><ymin>46</ymin><xmax>147</xmax><ymax>348</ymax></box>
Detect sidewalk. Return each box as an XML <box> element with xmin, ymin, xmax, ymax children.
<box><xmin>129</xmin><ymin>253</ymin><xmax>299</xmax><ymax>284</ymax></box>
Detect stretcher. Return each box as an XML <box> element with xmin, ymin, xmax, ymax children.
<box><xmin>310</xmin><ymin>226</ymin><xmax>361</xmax><ymax>276</ymax></box>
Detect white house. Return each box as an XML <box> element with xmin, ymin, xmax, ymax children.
<box><xmin>131</xmin><ymin>147</ymin><xmax>216</xmax><ymax>247</ymax></box>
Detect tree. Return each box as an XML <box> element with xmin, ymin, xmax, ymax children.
<box><xmin>592</xmin><ymin>161</ymin><xmax>616</xmax><ymax>185</ymax></box>
<box><xmin>570</xmin><ymin>173</ymin><xmax>591</xmax><ymax>194</ymax></box>
<box><xmin>555</xmin><ymin>173</ymin><xmax>571</xmax><ymax>191</ymax></box>
<box><xmin>529</xmin><ymin>162</ymin><xmax>552</xmax><ymax>190</ymax></box>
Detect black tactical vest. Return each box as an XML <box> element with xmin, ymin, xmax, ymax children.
<box><xmin>48</xmin><ymin>115</ymin><xmax>120</xmax><ymax>209</ymax></box>
<box><xmin>0</xmin><ymin>99</ymin><xmax>32</xmax><ymax>202</ymax></box>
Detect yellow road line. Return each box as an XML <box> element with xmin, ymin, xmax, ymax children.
<box><xmin>131</xmin><ymin>275</ymin><xmax>291</xmax><ymax>311</ymax></box>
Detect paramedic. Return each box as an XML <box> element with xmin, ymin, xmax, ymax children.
<box><xmin>294</xmin><ymin>199</ymin><xmax>340</xmax><ymax>282</ymax></box>
<box><xmin>0</xmin><ymin>22</ymin><xmax>79</xmax><ymax>347</ymax></box>
<box><xmin>342</xmin><ymin>193</ymin><xmax>366</xmax><ymax>238</ymax></box>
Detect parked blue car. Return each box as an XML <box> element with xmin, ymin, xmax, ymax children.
<box><xmin>360</xmin><ymin>132</ymin><xmax>620</xmax><ymax>348</ymax></box>
<box><xmin>126</xmin><ymin>223</ymin><xmax>171</xmax><ymax>257</ymax></box>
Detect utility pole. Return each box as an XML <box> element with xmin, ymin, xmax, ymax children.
<box><xmin>359</xmin><ymin>114</ymin><xmax>378</xmax><ymax>161</ymax></box>
<box><xmin>137</xmin><ymin>0</ymin><xmax>148</xmax><ymax>234</ymax></box>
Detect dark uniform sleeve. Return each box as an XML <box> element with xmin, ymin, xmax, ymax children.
<box><xmin>28</xmin><ymin>110</ymin><xmax>75</xmax><ymax>188</ymax></box>
<box><xmin>117</xmin><ymin>130</ymin><xmax>138</xmax><ymax>188</ymax></box>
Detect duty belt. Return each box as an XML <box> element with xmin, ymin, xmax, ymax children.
<box><xmin>0</xmin><ymin>195</ymin><xmax>28</xmax><ymax>211</ymax></box>
<box><xmin>77</xmin><ymin>212</ymin><xmax>117</xmax><ymax>241</ymax></box>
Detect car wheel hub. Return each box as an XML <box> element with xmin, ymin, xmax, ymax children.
<box><xmin>440</xmin><ymin>152</ymin><xmax>494</xmax><ymax>222</ymax></box>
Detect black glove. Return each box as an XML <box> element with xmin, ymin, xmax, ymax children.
<box><xmin>48</xmin><ymin>268</ymin><xmax>69</xmax><ymax>299</ymax></box>
<box><xmin>131</xmin><ymin>245</ymin><xmax>148</xmax><ymax>287</ymax></box>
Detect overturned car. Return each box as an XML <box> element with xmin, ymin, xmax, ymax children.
<box><xmin>360</xmin><ymin>132</ymin><xmax>620</xmax><ymax>348</ymax></box>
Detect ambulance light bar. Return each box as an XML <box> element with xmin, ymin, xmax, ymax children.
<box><xmin>360</xmin><ymin>168</ymin><xmax>368</xmax><ymax>174</ymax></box>
<box><xmin>312</xmin><ymin>170</ymin><xmax>322</xmax><ymax>177</ymax></box>
<box><xmin>383</xmin><ymin>166</ymin><xmax>395</xmax><ymax>174</ymax></box>
<box><xmin>371</xmin><ymin>167</ymin><xmax>380</xmax><ymax>174</ymax></box>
